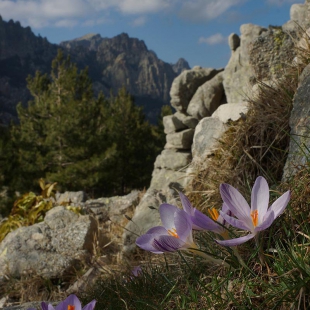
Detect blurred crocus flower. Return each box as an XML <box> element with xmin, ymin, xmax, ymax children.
<box><xmin>136</xmin><ymin>204</ymin><xmax>197</xmax><ymax>253</ymax></box>
<box><xmin>131</xmin><ymin>266</ymin><xmax>142</xmax><ymax>277</ymax></box>
<box><xmin>27</xmin><ymin>294</ymin><xmax>96</xmax><ymax>310</ymax></box>
<box><xmin>216</xmin><ymin>176</ymin><xmax>290</xmax><ymax>246</ymax></box>
<box><xmin>179</xmin><ymin>192</ymin><xmax>230</xmax><ymax>237</ymax></box>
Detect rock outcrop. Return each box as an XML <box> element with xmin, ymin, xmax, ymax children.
<box><xmin>223</xmin><ymin>24</ymin><xmax>267</xmax><ymax>103</ymax></box>
<box><xmin>283</xmin><ymin>63</ymin><xmax>310</xmax><ymax>179</ymax></box>
<box><xmin>0</xmin><ymin>206</ymin><xmax>97</xmax><ymax>279</ymax></box>
<box><xmin>170</xmin><ymin>67</ymin><xmax>221</xmax><ymax>113</ymax></box>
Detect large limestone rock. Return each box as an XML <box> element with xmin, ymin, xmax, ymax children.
<box><xmin>223</xmin><ymin>24</ymin><xmax>267</xmax><ymax>103</ymax></box>
<box><xmin>0</xmin><ymin>207</ymin><xmax>97</xmax><ymax>279</ymax></box>
<box><xmin>187</xmin><ymin>72</ymin><xmax>225</xmax><ymax>120</ymax></box>
<box><xmin>249</xmin><ymin>27</ymin><xmax>295</xmax><ymax>81</ymax></box>
<box><xmin>170</xmin><ymin>67</ymin><xmax>221</xmax><ymax>113</ymax></box>
<box><xmin>212</xmin><ymin>102</ymin><xmax>249</xmax><ymax>123</ymax></box>
<box><xmin>191</xmin><ymin>117</ymin><xmax>227</xmax><ymax>162</ymax></box>
<box><xmin>283</xmin><ymin>67</ymin><xmax>310</xmax><ymax>179</ymax></box>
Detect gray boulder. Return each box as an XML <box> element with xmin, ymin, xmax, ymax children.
<box><xmin>0</xmin><ymin>206</ymin><xmax>97</xmax><ymax>279</ymax></box>
<box><xmin>165</xmin><ymin>128</ymin><xmax>195</xmax><ymax>150</ymax></box>
<box><xmin>187</xmin><ymin>72</ymin><xmax>225</xmax><ymax>120</ymax></box>
<box><xmin>122</xmin><ymin>189</ymin><xmax>164</xmax><ymax>254</ymax></box>
<box><xmin>150</xmin><ymin>168</ymin><xmax>188</xmax><ymax>190</ymax></box>
<box><xmin>223</xmin><ymin>24</ymin><xmax>267</xmax><ymax>103</ymax></box>
<box><xmin>154</xmin><ymin>149</ymin><xmax>192</xmax><ymax>170</ymax></box>
<box><xmin>174</xmin><ymin>112</ymin><xmax>199</xmax><ymax>129</ymax></box>
<box><xmin>163</xmin><ymin>114</ymin><xmax>187</xmax><ymax>134</ymax></box>
<box><xmin>170</xmin><ymin>67</ymin><xmax>221</xmax><ymax>113</ymax></box>
<box><xmin>192</xmin><ymin>117</ymin><xmax>227</xmax><ymax>162</ymax></box>
<box><xmin>283</xmin><ymin>69</ymin><xmax>310</xmax><ymax>179</ymax></box>
<box><xmin>212</xmin><ymin>102</ymin><xmax>249</xmax><ymax>123</ymax></box>
<box><xmin>283</xmin><ymin>1</ymin><xmax>310</xmax><ymax>32</ymax></box>
<box><xmin>228</xmin><ymin>33</ymin><xmax>240</xmax><ymax>51</ymax></box>
<box><xmin>55</xmin><ymin>191</ymin><xmax>86</xmax><ymax>207</ymax></box>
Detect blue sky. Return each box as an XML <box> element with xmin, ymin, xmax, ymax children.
<box><xmin>0</xmin><ymin>0</ymin><xmax>305</xmax><ymax>69</ymax></box>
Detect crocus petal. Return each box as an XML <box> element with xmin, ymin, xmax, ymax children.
<box><xmin>174</xmin><ymin>209</ymin><xmax>192</xmax><ymax>242</ymax></box>
<box><xmin>27</xmin><ymin>308</ymin><xmax>37</xmax><ymax>310</ymax></box>
<box><xmin>55</xmin><ymin>302</ymin><xmax>64</xmax><ymax>310</ymax></box>
<box><xmin>154</xmin><ymin>235</ymin><xmax>187</xmax><ymax>252</ymax></box>
<box><xmin>136</xmin><ymin>234</ymin><xmax>164</xmax><ymax>254</ymax></box>
<box><xmin>255</xmin><ymin>210</ymin><xmax>275</xmax><ymax>232</ymax></box>
<box><xmin>220</xmin><ymin>183</ymin><xmax>252</xmax><ymax>226</ymax></box>
<box><xmin>191</xmin><ymin>208</ymin><xmax>220</xmax><ymax>231</ymax></box>
<box><xmin>268</xmin><ymin>190</ymin><xmax>290</xmax><ymax>218</ymax></box>
<box><xmin>82</xmin><ymin>300</ymin><xmax>97</xmax><ymax>310</ymax></box>
<box><xmin>159</xmin><ymin>204</ymin><xmax>179</xmax><ymax>231</ymax></box>
<box><xmin>63</xmin><ymin>295</ymin><xmax>82</xmax><ymax>310</ymax></box>
<box><xmin>251</xmin><ymin>176</ymin><xmax>269</xmax><ymax>223</ymax></box>
<box><xmin>41</xmin><ymin>302</ymin><xmax>49</xmax><ymax>310</ymax></box>
<box><xmin>216</xmin><ymin>233</ymin><xmax>255</xmax><ymax>246</ymax></box>
<box><xmin>145</xmin><ymin>226</ymin><xmax>168</xmax><ymax>235</ymax></box>
<box><xmin>179</xmin><ymin>192</ymin><xmax>194</xmax><ymax>215</ymax></box>
<box><xmin>220</xmin><ymin>211</ymin><xmax>252</xmax><ymax>231</ymax></box>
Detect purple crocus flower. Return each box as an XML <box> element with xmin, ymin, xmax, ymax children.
<box><xmin>216</xmin><ymin>176</ymin><xmax>290</xmax><ymax>246</ymax></box>
<box><xmin>178</xmin><ymin>192</ymin><xmax>230</xmax><ymax>236</ymax></box>
<box><xmin>27</xmin><ymin>294</ymin><xmax>96</xmax><ymax>310</ymax></box>
<box><xmin>131</xmin><ymin>266</ymin><xmax>142</xmax><ymax>277</ymax></box>
<box><xmin>136</xmin><ymin>204</ymin><xmax>197</xmax><ymax>253</ymax></box>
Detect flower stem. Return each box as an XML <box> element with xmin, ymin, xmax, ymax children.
<box><xmin>189</xmin><ymin>249</ymin><xmax>231</xmax><ymax>268</ymax></box>
<box><xmin>254</xmin><ymin>234</ymin><xmax>265</xmax><ymax>265</ymax></box>
<box><xmin>231</xmin><ymin>246</ymin><xmax>248</xmax><ymax>269</ymax></box>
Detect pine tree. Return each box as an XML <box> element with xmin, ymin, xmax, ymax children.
<box><xmin>11</xmin><ymin>50</ymin><xmax>115</xmax><ymax>194</ymax></box>
<box><xmin>106</xmin><ymin>87</ymin><xmax>160</xmax><ymax>195</ymax></box>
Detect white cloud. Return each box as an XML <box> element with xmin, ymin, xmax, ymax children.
<box><xmin>131</xmin><ymin>16</ymin><xmax>147</xmax><ymax>27</ymax></box>
<box><xmin>199</xmin><ymin>33</ymin><xmax>227</xmax><ymax>45</ymax></box>
<box><xmin>178</xmin><ymin>0</ymin><xmax>246</xmax><ymax>22</ymax></box>
<box><xmin>266</xmin><ymin>0</ymin><xmax>302</xmax><ymax>6</ymax></box>
<box><xmin>0</xmin><ymin>0</ymin><xmax>246</xmax><ymax>28</ymax></box>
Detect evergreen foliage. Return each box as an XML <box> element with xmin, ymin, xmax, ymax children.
<box><xmin>5</xmin><ymin>50</ymin><xmax>164</xmax><ymax>197</ymax></box>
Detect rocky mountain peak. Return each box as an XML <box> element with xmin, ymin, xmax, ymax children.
<box><xmin>172</xmin><ymin>58</ymin><xmax>191</xmax><ymax>75</ymax></box>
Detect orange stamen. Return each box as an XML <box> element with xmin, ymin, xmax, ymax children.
<box><xmin>208</xmin><ymin>208</ymin><xmax>219</xmax><ymax>221</ymax></box>
<box><xmin>68</xmin><ymin>306</ymin><xmax>75</xmax><ymax>310</ymax></box>
<box><xmin>167</xmin><ymin>228</ymin><xmax>179</xmax><ymax>238</ymax></box>
<box><xmin>251</xmin><ymin>210</ymin><xmax>258</xmax><ymax>227</ymax></box>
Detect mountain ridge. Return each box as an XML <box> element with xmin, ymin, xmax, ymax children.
<box><xmin>0</xmin><ymin>17</ymin><xmax>190</xmax><ymax>124</ymax></box>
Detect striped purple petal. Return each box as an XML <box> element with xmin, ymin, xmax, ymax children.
<box><xmin>191</xmin><ymin>208</ymin><xmax>220</xmax><ymax>231</ymax></box>
<box><xmin>145</xmin><ymin>226</ymin><xmax>168</xmax><ymax>235</ymax></box>
<box><xmin>255</xmin><ymin>210</ymin><xmax>275</xmax><ymax>232</ymax></box>
<box><xmin>153</xmin><ymin>235</ymin><xmax>187</xmax><ymax>252</ymax></box>
<box><xmin>251</xmin><ymin>176</ymin><xmax>269</xmax><ymax>223</ymax></box>
<box><xmin>82</xmin><ymin>300</ymin><xmax>97</xmax><ymax>310</ymax></box>
<box><xmin>220</xmin><ymin>183</ymin><xmax>252</xmax><ymax>227</ymax></box>
<box><xmin>215</xmin><ymin>233</ymin><xmax>255</xmax><ymax>246</ymax></box>
<box><xmin>220</xmin><ymin>211</ymin><xmax>252</xmax><ymax>231</ymax></box>
<box><xmin>179</xmin><ymin>192</ymin><xmax>194</xmax><ymax>215</ymax></box>
<box><xmin>159</xmin><ymin>204</ymin><xmax>179</xmax><ymax>231</ymax></box>
<box><xmin>174</xmin><ymin>209</ymin><xmax>192</xmax><ymax>242</ymax></box>
<box><xmin>136</xmin><ymin>233</ymin><xmax>165</xmax><ymax>254</ymax></box>
<box><xmin>268</xmin><ymin>190</ymin><xmax>290</xmax><ymax>218</ymax></box>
